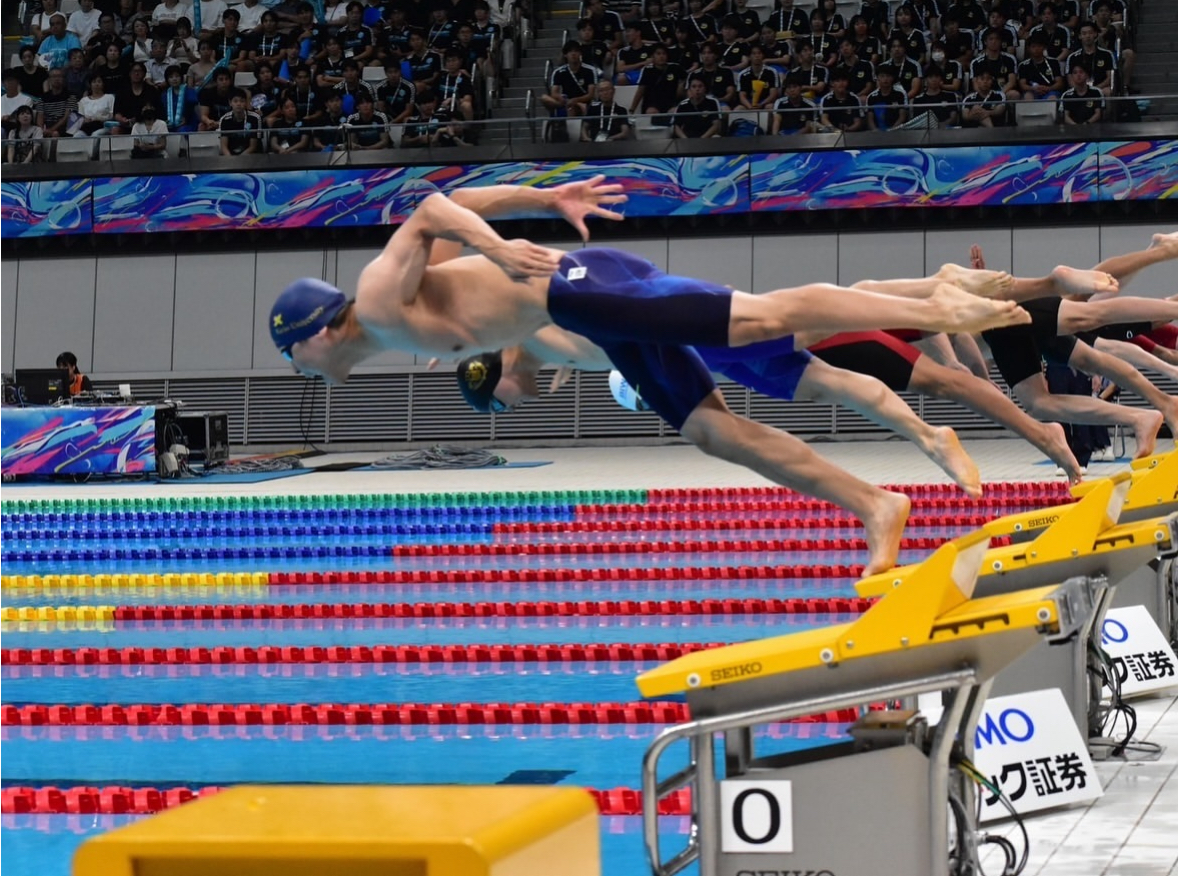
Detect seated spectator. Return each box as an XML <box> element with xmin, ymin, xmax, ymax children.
<box><xmin>376</xmin><ymin>63</ymin><xmax>416</xmax><ymax>123</ymax></box>
<box><xmin>64</xmin><ymin>49</ymin><xmax>90</xmax><ymax>99</ymax></box>
<box><xmin>166</xmin><ymin>17</ymin><xmax>199</xmax><ymax>67</ymax></box>
<box><xmin>833</xmin><ymin>37</ymin><xmax>874</xmax><ymax>98</ymax></box>
<box><xmin>249</xmin><ymin>12</ymin><xmax>288</xmax><ymax>70</ymax></box>
<box><xmin>402</xmin><ymin>89</ymin><xmax>470</xmax><ymax>146</ymax></box>
<box><xmin>130</xmin><ymin>103</ymin><xmax>169</xmax><ymax>157</ymax></box>
<box><xmin>334</xmin><ymin>60</ymin><xmax>376</xmax><ymax>116</ymax></box>
<box><xmin>92</xmin><ymin>43</ymin><xmax>130</xmax><ymax>96</ymax></box>
<box><xmin>30</xmin><ymin>0</ymin><xmax>63</xmax><ymax>47</ymax></box>
<box><xmin>771</xmin><ymin>73</ymin><xmax>818</xmax><ymax>133</ymax></box>
<box><xmin>161</xmin><ymin>65</ymin><xmax>197</xmax><ymax>132</ymax></box>
<box><xmin>585</xmin><ymin>0</ymin><xmax>625</xmax><ymax>49</ymax></box>
<box><xmin>716</xmin><ymin>17</ymin><xmax>751</xmax><ymax>72</ymax></box>
<box><xmin>641</xmin><ymin>0</ymin><xmax>677</xmax><ymax>46</ymax></box>
<box><xmin>186</xmin><ymin>41</ymin><xmax>218</xmax><ymax>89</ymax></box>
<box><xmin>736</xmin><ymin>44</ymin><xmax>780</xmax><ymax>110</ymax></box>
<box><xmin>39</xmin><ymin>14</ymin><xmax>84</xmax><ymax>70</ymax></box>
<box><xmin>113</xmin><ymin>61</ymin><xmax>158</xmax><ymax>133</ymax></box>
<box><xmin>1066</xmin><ymin>20</ymin><xmax>1116</xmax><ymax>97</ymax></box>
<box><xmin>802</xmin><ymin>10</ymin><xmax>838</xmax><ymax>67</ymax></box>
<box><xmin>847</xmin><ymin>15</ymin><xmax>882</xmax><ymax>65</ymax></box>
<box><xmin>1059</xmin><ymin>62</ymin><xmax>1104</xmax><ymax>124</ymax></box>
<box><xmin>313</xmin><ymin>91</ymin><xmax>348</xmax><ymax>150</ymax></box>
<box><xmin>791</xmin><ymin>42</ymin><xmax>829</xmax><ymax>100</ymax></box>
<box><xmin>858</xmin><ymin>0</ymin><xmax>890</xmax><ymax>40</ymax></box>
<box><xmin>616</xmin><ymin>23</ymin><xmax>654</xmax><ymax>84</ymax></box>
<box><xmin>926</xmin><ymin>40</ymin><xmax>964</xmax><ymax>93</ymax></box>
<box><xmin>819</xmin><ymin>0</ymin><xmax>847</xmax><ymax>39</ymax></box>
<box><xmin>436</xmin><ymin>52</ymin><xmax>476</xmax><ymax>122</ymax></box>
<box><xmin>732</xmin><ymin>0</ymin><xmax>763</xmax><ymax>39</ymax></box>
<box><xmin>403</xmin><ymin>31</ymin><xmax>442</xmax><ymax>91</ymax></box>
<box><xmin>997</xmin><ymin>0</ymin><xmax>1042</xmax><ymax>35</ymax></box>
<box><xmin>425</xmin><ymin>6</ymin><xmax>456</xmax><ymax>53</ymax></box>
<box><xmin>542</xmin><ymin>42</ymin><xmax>597</xmax><ymax>118</ymax></box>
<box><xmin>194</xmin><ymin>0</ymin><xmax>229</xmax><ymax>40</ymax></box>
<box><xmin>127</xmin><ymin>18</ymin><xmax>153</xmax><ymax>63</ymax></box>
<box><xmin>581</xmin><ymin>79</ymin><xmax>632</xmax><ymax>141</ymax></box>
<box><xmin>5</xmin><ymin>106</ymin><xmax>44</xmax><ymax>164</ymax></box>
<box><xmin>218</xmin><ymin>88</ymin><xmax>262</xmax><ymax>154</ymax></box>
<box><xmin>14</xmin><ymin>48</ymin><xmax>48</xmax><ymax>101</ymax></box>
<box><xmin>668</xmin><ymin>24</ymin><xmax>701</xmax><ymax>71</ymax></box>
<box><xmin>960</xmin><ymin>69</ymin><xmax>1009</xmax><ymax>126</ymax></box>
<box><xmin>84</xmin><ymin>13</ymin><xmax>124</xmax><ymax>66</ymax></box>
<box><xmin>753</xmin><ymin>25</ymin><xmax>794</xmax><ymax>72</ymax></box>
<box><xmin>939</xmin><ymin>14</ymin><xmax>974</xmax><ymax>69</ymax></box>
<box><xmin>865</xmin><ymin>65</ymin><xmax>908</xmax><ymax>129</ymax></box>
<box><xmin>375</xmin><ymin>6</ymin><xmax>412</xmax><ymax>69</ymax></box>
<box><xmin>56</xmin><ymin>353</ymin><xmax>93</xmax><ymax>396</ymax></box>
<box><xmin>345</xmin><ymin>90</ymin><xmax>392</xmax><ymax>149</ymax></box>
<box><xmin>1019</xmin><ymin>34</ymin><xmax>1064</xmax><ymax>100</ymax></box>
<box><xmin>269</xmin><ymin>97</ymin><xmax>315</xmax><ymax>152</ymax></box>
<box><xmin>672</xmin><ymin>77</ymin><xmax>722</xmax><ymax>137</ymax></box>
<box><xmin>911</xmin><ymin>65</ymin><xmax>960</xmax><ymax>125</ymax></box>
<box><xmin>1028</xmin><ymin>2</ymin><xmax>1071</xmax><ymax>63</ymax></box>
<box><xmin>1090</xmin><ymin>2</ymin><xmax>1133</xmax><ymax>92</ymax></box>
<box><xmin>450</xmin><ymin>24</ymin><xmax>487</xmax><ymax>81</ymax></box>
<box><xmin>214</xmin><ymin>8</ymin><xmax>250</xmax><ymax>73</ymax></box>
<box><xmin>338</xmin><ymin>2</ymin><xmax>377</xmax><ymax>65</ymax></box>
<box><xmin>969</xmin><ymin>28</ymin><xmax>1019</xmax><ymax>101</ymax></box>
<box><xmin>2</xmin><ymin>71</ymin><xmax>36</xmax><ymax>134</ymax></box>
<box><xmin>36</xmin><ymin>68</ymin><xmax>78</xmax><ymax>140</ymax></box>
<box><xmin>819</xmin><ymin>67</ymin><xmax>866</xmax><ymax>131</ymax></box>
<box><xmin>146</xmin><ymin>40</ymin><xmax>172</xmax><ymax>88</ymax></box>
<box><xmin>151</xmin><ymin>0</ymin><xmax>192</xmax><ymax>39</ymax></box>
<box><xmin>682</xmin><ymin>0</ymin><xmax>719</xmax><ymax>45</ymax></box>
<box><xmin>943</xmin><ymin>0</ymin><xmax>987</xmax><ymax>33</ymax></box>
<box><xmin>198</xmin><ymin>68</ymin><xmax>235</xmax><ymax>130</ymax></box>
<box><xmin>887</xmin><ymin>4</ymin><xmax>928</xmax><ymax>63</ymax></box>
<box><xmin>979</xmin><ymin>7</ymin><xmax>1018</xmax><ymax>55</ymax></box>
<box><xmin>879</xmin><ymin>37</ymin><xmax>922</xmax><ymax>100</ymax></box>
<box><xmin>690</xmin><ymin>44</ymin><xmax>738</xmax><ymax>107</ymax></box>
<box><xmin>251</xmin><ymin>62</ymin><xmax>284</xmax><ymax>120</ymax></box>
<box><xmin>67</xmin><ymin>0</ymin><xmax>103</xmax><ymax>45</ymax></box>
<box><xmin>76</xmin><ymin>74</ymin><xmax>115</xmax><ymax>135</ymax></box>
<box><xmin>767</xmin><ymin>0</ymin><xmax>807</xmax><ymax>38</ymax></box>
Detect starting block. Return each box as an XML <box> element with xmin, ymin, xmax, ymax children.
<box><xmin>857</xmin><ymin>471</ymin><xmax>1177</xmax><ymax>739</ymax></box>
<box><xmin>637</xmin><ymin>534</ymin><xmax>1090</xmax><ymax>876</ymax></box>
<box><xmin>72</xmin><ymin>785</ymin><xmax>601</xmax><ymax>876</ymax></box>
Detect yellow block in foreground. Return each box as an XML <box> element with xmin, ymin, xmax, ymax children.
<box><xmin>73</xmin><ymin>785</ymin><xmax>601</xmax><ymax>876</ymax></box>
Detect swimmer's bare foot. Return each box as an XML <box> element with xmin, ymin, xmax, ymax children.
<box><xmin>1150</xmin><ymin>232</ymin><xmax>1178</xmax><ymax>259</ymax></box>
<box><xmin>1163</xmin><ymin>400</ymin><xmax>1178</xmax><ymax>448</ymax></box>
<box><xmin>926</xmin><ymin>283</ymin><xmax>1030</xmax><ymax>333</ymax></box>
<box><xmin>1051</xmin><ymin>265</ymin><xmax>1119</xmax><ymax>299</ymax></box>
<box><xmin>1040</xmin><ymin>422</ymin><xmax>1084</xmax><ymax>485</ymax></box>
<box><xmin>937</xmin><ymin>263</ymin><xmax>1015</xmax><ymax>300</ymax></box>
<box><xmin>861</xmin><ymin>490</ymin><xmax>911</xmax><ymax>577</ymax></box>
<box><xmin>928</xmin><ymin>426</ymin><xmax>982</xmax><ymax>498</ymax></box>
<box><xmin>1132</xmin><ymin>410</ymin><xmax>1164</xmax><ymax>459</ymax></box>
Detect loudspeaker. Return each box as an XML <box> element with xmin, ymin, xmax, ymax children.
<box><xmin>175</xmin><ymin>411</ymin><xmax>230</xmax><ymax>465</ymax></box>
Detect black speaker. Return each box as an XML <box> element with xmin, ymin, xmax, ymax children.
<box><xmin>175</xmin><ymin>411</ymin><xmax>230</xmax><ymax>465</ymax></box>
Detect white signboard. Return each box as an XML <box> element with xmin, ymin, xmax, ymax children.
<box><xmin>720</xmin><ymin>780</ymin><xmax>794</xmax><ymax>853</ymax></box>
<box><xmin>1100</xmin><ymin>606</ymin><xmax>1178</xmax><ymax>697</ymax></box>
<box><xmin>972</xmin><ymin>689</ymin><xmax>1102</xmax><ymax>821</ymax></box>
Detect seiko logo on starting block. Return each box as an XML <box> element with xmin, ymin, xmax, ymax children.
<box><xmin>1025</xmin><ymin>514</ymin><xmax>1060</xmax><ymax>529</ymax></box>
<box><xmin>711</xmin><ymin>661</ymin><xmax>764</xmax><ymax>683</ymax></box>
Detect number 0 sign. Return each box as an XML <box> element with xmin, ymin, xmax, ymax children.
<box><xmin>720</xmin><ymin>780</ymin><xmax>794</xmax><ymax>853</ymax></box>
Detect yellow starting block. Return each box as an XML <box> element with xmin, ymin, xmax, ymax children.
<box><xmin>73</xmin><ymin>785</ymin><xmax>600</xmax><ymax>876</ymax></box>
<box><xmin>637</xmin><ymin>535</ymin><xmax>1089</xmax><ymax>876</ymax></box>
<box><xmin>1073</xmin><ymin>448</ymin><xmax>1177</xmax><ymax>524</ymax></box>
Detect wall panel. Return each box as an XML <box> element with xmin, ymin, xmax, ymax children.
<box><xmin>12</xmin><ymin>256</ymin><xmax>96</xmax><ymax>372</ymax></box>
<box><xmin>1098</xmin><ymin>224</ymin><xmax>1177</xmax><ymax>298</ymax></box>
<box><xmin>837</xmin><ymin>231</ymin><xmax>924</xmax><ymax>284</ymax></box>
<box><xmin>752</xmin><ymin>232</ymin><xmax>839</xmax><ymax>291</ymax></box>
<box><xmin>250</xmin><ymin>249</ymin><xmax>324</xmax><ymax>370</ymax></box>
<box><xmin>924</xmin><ymin>228</ymin><xmax>1013</xmax><ymax>277</ymax></box>
<box><xmin>1</xmin><ymin>260</ymin><xmax>17</xmax><ymax>375</ymax></box>
<box><xmin>1012</xmin><ymin>226</ymin><xmax>1100</xmax><ymax>282</ymax></box>
<box><xmin>668</xmin><ymin>237</ymin><xmax>753</xmax><ymax>292</ymax></box>
<box><xmin>93</xmin><ymin>255</ymin><xmax>176</xmax><ymax>373</ymax></box>
<box><xmin>172</xmin><ymin>252</ymin><xmax>259</xmax><ymax>373</ymax></box>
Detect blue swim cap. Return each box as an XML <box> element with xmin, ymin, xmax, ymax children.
<box><xmin>270</xmin><ymin>279</ymin><xmax>348</xmax><ymax>352</ymax></box>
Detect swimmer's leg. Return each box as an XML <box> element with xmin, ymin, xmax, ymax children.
<box><xmin>679</xmin><ymin>391</ymin><xmax>911</xmax><ymax>576</ymax></box>
<box><xmin>1091</xmin><ymin>232</ymin><xmax>1178</xmax><ymax>290</ymax></box>
<box><xmin>1066</xmin><ymin>339</ymin><xmax>1179</xmax><ymax>441</ymax></box>
<box><xmin>1056</xmin><ymin>296</ymin><xmax>1178</xmax><ymax>335</ymax></box>
<box><xmin>794</xmin><ymin>359</ymin><xmax>981</xmax><ymax>497</ymax></box>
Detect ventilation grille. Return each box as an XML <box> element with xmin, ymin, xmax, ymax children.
<box><xmin>574</xmin><ymin>372</ymin><xmax>666</xmax><ymax>438</ymax></box>
<box><xmin>247</xmin><ymin>377</ymin><xmax>326</xmax><ymax>444</ymax></box>
<box><xmin>165</xmin><ymin>379</ymin><xmax>248</xmax><ymax>443</ymax></box>
<box><xmin>408</xmin><ymin>372</ymin><xmax>493</xmax><ymax>442</ymax></box>
<box><xmin>326</xmin><ymin>374</ymin><xmax>410</xmax><ymax>443</ymax></box>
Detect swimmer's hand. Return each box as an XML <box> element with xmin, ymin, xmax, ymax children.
<box><xmin>489</xmin><ymin>239</ymin><xmax>565</xmax><ymax>281</ymax></box>
<box><xmin>970</xmin><ymin>245</ymin><xmax>986</xmax><ymax>270</ymax></box>
<box><xmin>552</xmin><ymin>174</ymin><xmax>628</xmax><ymax>242</ymax></box>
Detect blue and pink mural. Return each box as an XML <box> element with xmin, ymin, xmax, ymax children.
<box><xmin>2</xmin><ymin>139</ymin><xmax>1173</xmax><ymax>238</ymax></box>
<box><xmin>1</xmin><ymin>406</ymin><xmax>159</xmax><ymax>475</ymax></box>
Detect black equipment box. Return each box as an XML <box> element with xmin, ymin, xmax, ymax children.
<box><xmin>175</xmin><ymin>410</ymin><xmax>230</xmax><ymax>465</ymax></box>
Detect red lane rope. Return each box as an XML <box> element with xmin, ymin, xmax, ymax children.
<box><xmin>0</xmin><ymin>702</ymin><xmax>859</xmax><ymax>727</ymax></box>
<box><xmin>574</xmin><ymin>496</ymin><xmax>1072</xmax><ymax>517</ymax></box>
<box><xmin>109</xmin><ymin>597</ymin><xmax>875</xmax><ymax>622</ymax></box>
<box><xmin>492</xmin><ymin>514</ymin><xmax>996</xmax><ymax>533</ymax></box>
<box><xmin>267</xmin><ymin>564</ymin><xmax>875</xmax><ymax>584</ymax></box>
<box><xmin>388</xmin><ymin>535</ymin><xmax>1011</xmax><ymax>558</ymax></box>
<box><xmin>0</xmin><ymin>785</ymin><xmax>696</xmax><ymax>816</ymax></box>
<box><xmin>1</xmin><ymin>642</ymin><xmax>722</xmax><ymax>666</ymax></box>
<box><xmin>645</xmin><ymin>483</ymin><xmax>1070</xmax><ymax>501</ymax></box>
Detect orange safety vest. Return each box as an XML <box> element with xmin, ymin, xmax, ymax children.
<box><xmin>68</xmin><ymin>373</ymin><xmax>85</xmax><ymax>396</ymax></box>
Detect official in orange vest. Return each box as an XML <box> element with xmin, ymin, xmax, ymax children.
<box><xmin>56</xmin><ymin>352</ymin><xmax>93</xmax><ymax>396</ymax></box>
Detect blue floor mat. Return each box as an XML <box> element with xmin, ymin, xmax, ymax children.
<box><xmin>2</xmin><ymin>469</ymin><xmax>314</xmax><ymax>486</ymax></box>
<box><xmin>351</xmin><ymin>461</ymin><xmax>552</xmax><ymax>471</ymax></box>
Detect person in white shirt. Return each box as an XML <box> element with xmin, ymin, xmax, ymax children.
<box><xmin>30</xmin><ymin>0</ymin><xmax>62</xmax><ymax>46</ymax></box>
<box><xmin>67</xmin><ymin>0</ymin><xmax>103</xmax><ymax>45</ymax></box>
<box><xmin>6</xmin><ymin>106</ymin><xmax>44</xmax><ymax>164</ymax></box>
<box><xmin>152</xmin><ymin>0</ymin><xmax>193</xmax><ymax>32</ymax></box>
<box><xmin>194</xmin><ymin>0</ymin><xmax>229</xmax><ymax>38</ymax></box>
<box><xmin>130</xmin><ymin>104</ymin><xmax>170</xmax><ymax>157</ymax></box>
<box><xmin>77</xmin><ymin>74</ymin><xmax>116</xmax><ymax>135</ymax></box>
<box><xmin>236</xmin><ymin>0</ymin><xmax>267</xmax><ymax>32</ymax></box>
<box><xmin>1</xmin><ymin>71</ymin><xmax>36</xmax><ymax>133</ymax></box>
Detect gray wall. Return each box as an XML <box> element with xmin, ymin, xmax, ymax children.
<box><xmin>2</xmin><ymin>223</ymin><xmax>1174</xmax><ymax>378</ymax></box>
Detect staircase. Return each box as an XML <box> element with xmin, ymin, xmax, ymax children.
<box><xmin>483</xmin><ymin>0</ymin><xmax>584</xmax><ymax>145</ymax></box>
<box><xmin>1130</xmin><ymin>1</ymin><xmax>1176</xmax><ymax>121</ymax></box>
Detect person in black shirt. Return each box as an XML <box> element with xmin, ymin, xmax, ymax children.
<box><xmin>405</xmin><ymin>30</ymin><xmax>443</xmax><ymax>89</ymax></box>
<box><xmin>1018</xmin><ymin>34</ymin><xmax>1063</xmax><ymax>100</ymax></box>
<box><xmin>1065</xmin><ymin>20</ymin><xmax>1115</xmax><ymax>96</ymax></box>
<box><xmin>887</xmin><ymin>3</ymin><xmax>926</xmax><ymax>62</ymax></box>
<box><xmin>858</xmin><ymin>0</ymin><xmax>891</xmax><ymax>40</ymax></box>
<box><xmin>791</xmin><ymin>41</ymin><xmax>828</xmax><ymax>100</ymax></box>
<box><xmin>878</xmin><ymin>37</ymin><xmax>921</xmax><ymax>100</ymax></box>
<box><xmin>944</xmin><ymin>0</ymin><xmax>986</xmax><ymax>32</ymax></box>
<box><xmin>690</xmin><ymin>43</ymin><xmax>737</xmax><ymax>106</ymax></box>
<box><xmin>1059</xmin><ymin>62</ymin><xmax>1104</xmax><ymax>124</ymax></box>
<box><xmin>215</xmin><ymin>8</ymin><xmax>250</xmax><ymax>73</ymax></box>
<box><xmin>402</xmin><ymin>88</ymin><xmax>469</xmax><ymax>145</ymax></box>
<box><xmin>335</xmin><ymin>59</ymin><xmax>377</xmax><ymax>115</ymax></box>
<box><xmin>731</xmin><ymin>0</ymin><xmax>762</xmax><ymax>40</ymax></box>
<box><xmin>313</xmin><ymin>90</ymin><xmax>348</xmax><ymax>149</ymax></box>
<box><xmin>345</xmin><ymin>90</ymin><xmax>391</xmax><ymax>148</ymax></box>
<box><xmin>667</xmin><ymin>23</ymin><xmax>700</xmax><ymax>70</ymax></box>
<box><xmin>376</xmin><ymin>62</ymin><xmax>417</xmax><ymax>122</ymax></box>
<box><xmin>585</xmin><ymin>0</ymin><xmax>624</xmax><ymax>50</ymax></box>
<box><xmin>848</xmin><ymin>14</ymin><xmax>882</xmax><ymax>64</ymax></box>
<box><xmin>641</xmin><ymin>0</ymin><xmax>677</xmax><ymax>45</ymax></box>
<box><xmin>771</xmin><ymin>73</ymin><xmax>818</xmax><ymax>133</ymax></box>
<box><xmin>803</xmin><ymin>10</ymin><xmax>838</xmax><ymax>68</ymax></box>
<box><xmin>249</xmin><ymin>12</ymin><xmax>288</xmax><ymax>69</ymax></box>
<box><xmin>112</xmin><ymin>61</ymin><xmax>158</xmax><ymax>133</ymax></box>
<box><xmin>926</xmin><ymin>40</ymin><xmax>964</xmax><ymax>93</ymax></box>
<box><xmin>437</xmin><ymin>51</ymin><xmax>475</xmax><ymax>120</ymax></box>
<box><xmin>1027</xmin><ymin>2</ymin><xmax>1071</xmax><ymax>64</ymax></box>
<box><xmin>615</xmin><ymin>22</ymin><xmax>654</xmax><ymax>84</ymax></box>
<box><xmin>753</xmin><ymin>24</ymin><xmax>794</xmax><ymax>68</ymax></box>
<box><xmin>426</xmin><ymin>7</ymin><xmax>457</xmax><ymax>53</ymax></box>
<box><xmin>269</xmin><ymin>96</ymin><xmax>314</xmax><ymax>152</ymax></box>
<box><xmin>737</xmin><ymin>44</ymin><xmax>780</xmax><ymax>109</ymax></box>
<box><xmin>767</xmin><ymin>0</ymin><xmax>808</xmax><ymax>37</ymax></box>
<box><xmin>960</xmin><ymin>69</ymin><xmax>1008</xmax><ymax>126</ymax></box>
<box><xmin>578</xmin><ymin>19</ymin><xmax>614</xmax><ymax>75</ymax></box>
<box><xmin>681</xmin><ymin>0</ymin><xmax>717</xmax><ymax>45</ymax></box>
<box><xmin>834</xmin><ymin>37</ymin><xmax>875</xmax><ymax>98</ymax></box>
<box><xmin>980</xmin><ymin>8</ymin><xmax>1018</xmax><ymax>55</ymax></box>
<box><xmin>939</xmin><ymin>15</ymin><xmax>975</xmax><ymax>69</ymax></box>
<box><xmin>581</xmin><ymin>79</ymin><xmax>632</xmax><ymax>140</ymax></box>
<box><xmin>969</xmin><ymin>29</ymin><xmax>1019</xmax><ymax>101</ymax></box>
<box><xmin>250</xmin><ymin>62</ymin><xmax>284</xmax><ymax>120</ymax></box>
<box><xmin>282</xmin><ymin>65</ymin><xmax>324</xmax><ymax>125</ymax></box>
<box><xmin>672</xmin><ymin>77</ymin><xmax>722</xmax><ymax>137</ymax></box>
<box><xmin>865</xmin><ymin>65</ymin><xmax>907</xmax><ymax>128</ymax></box>
<box><xmin>218</xmin><ymin>87</ymin><xmax>262</xmax><ymax>154</ymax></box>
<box><xmin>377</xmin><ymin>6</ymin><xmax>413</xmax><ymax>67</ymax></box>
<box><xmin>632</xmin><ymin>44</ymin><xmax>685</xmax><ymax>115</ymax></box>
<box><xmin>83</xmin><ymin>13</ymin><xmax>123</xmax><ymax>66</ymax></box>
<box><xmin>716</xmin><ymin>17</ymin><xmax>751</xmax><ymax>71</ymax></box>
<box><xmin>541</xmin><ymin>41</ymin><xmax>597</xmax><ymax>117</ymax></box>
<box><xmin>819</xmin><ymin>67</ymin><xmax>865</xmax><ymax>130</ymax></box>
<box><xmin>911</xmin><ymin>64</ymin><xmax>960</xmax><ymax>125</ymax></box>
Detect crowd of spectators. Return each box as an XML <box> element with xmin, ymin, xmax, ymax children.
<box><xmin>541</xmin><ymin>0</ymin><xmax>1138</xmax><ymax>139</ymax></box>
<box><xmin>5</xmin><ymin>0</ymin><xmax>519</xmax><ymax>160</ymax></box>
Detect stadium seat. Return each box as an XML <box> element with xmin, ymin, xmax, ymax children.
<box><xmin>9</xmin><ymin>54</ymin><xmax>21</xmax><ymax>69</ymax></box>
<box><xmin>613</xmin><ymin>84</ymin><xmax>638</xmax><ymax>108</ymax></box>
<box><xmin>100</xmin><ymin>135</ymin><xmax>135</xmax><ymax>161</ymax></box>
<box><xmin>1015</xmin><ymin>100</ymin><xmax>1058</xmax><ymax>126</ymax></box>
<box><xmin>234</xmin><ymin>71</ymin><xmax>256</xmax><ymax>88</ymax></box>
<box><xmin>59</xmin><ymin>0</ymin><xmax>81</xmax><ymax>13</ymax></box>
<box><xmin>387</xmin><ymin>123</ymin><xmax>404</xmax><ymax>147</ymax></box>
<box><xmin>631</xmin><ymin>113</ymin><xmax>673</xmax><ymax>140</ymax></box>
<box><xmin>362</xmin><ymin>66</ymin><xmax>385</xmax><ymax>84</ymax></box>
<box><xmin>54</xmin><ymin>137</ymin><xmax>97</xmax><ymax>162</ymax></box>
<box><xmin>186</xmin><ymin>130</ymin><xmax>221</xmax><ymax>158</ymax></box>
